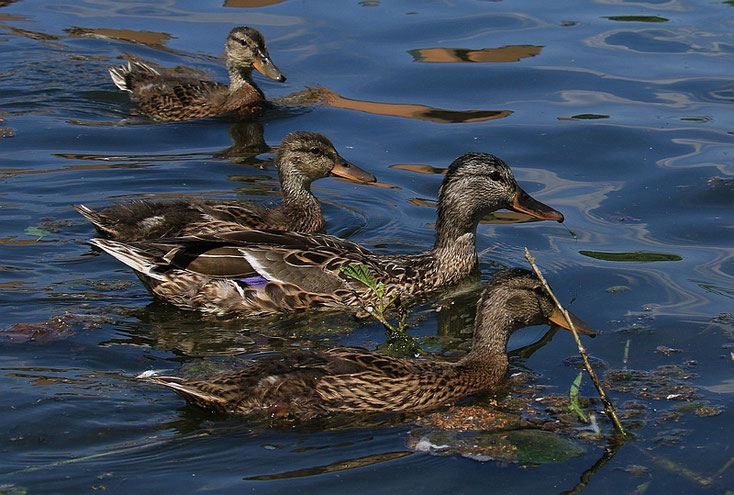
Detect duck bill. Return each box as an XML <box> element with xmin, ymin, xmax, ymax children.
<box><xmin>510</xmin><ymin>186</ymin><xmax>564</xmax><ymax>223</ymax></box>
<box><xmin>254</xmin><ymin>51</ymin><xmax>286</xmax><ymax>82</ymax></box>
<box><xmin>548</xmin><ymin>307</ymin><xmax>596</xmax><ymax>336</ymax></box>
<box><xmin>331</xmin><ymin>156</ymin><xmax>377</xmax><ymax>183</ymax></box>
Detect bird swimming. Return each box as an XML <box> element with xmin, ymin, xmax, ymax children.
<box><xmin>90</xmin><ymin>152</ymin><xmax>564</xmax><ymax>316</ymax></box>
<box><xmin>143</xmin><ymin>268</ymin><xmax>595</xmax><ymax>419</ymax></box>
<box><xmin>110</xmin><ymin>26</ymin><xmax>286</xmax><ymax>121</ymax></box>
<box><xmin>75</xmin><ymin>131</ymin><xmax>376</xmax><ymax>239</ymax></box>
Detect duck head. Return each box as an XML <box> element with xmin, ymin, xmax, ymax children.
<box><xmin>225</xmin><ymin>26</ymin><xmax>286</xmax><ymax>82</ymax></box>
<box><xmin>437</xmin><ymin>152</ymin><xmax>564</xmax><ymax>227</ymax></box>
<box><xmin>276</xmin><ymin>131</ymin><xmax>376</xmax><ymax>193</ymax></box>
<box><xmin>472</xmin><ymin>268</ymin><xmax>595</xmax><ymax>354</ymax></box>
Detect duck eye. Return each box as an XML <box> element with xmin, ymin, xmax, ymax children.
<box><xmin>310</xmin><ymin>147</ymin><xmax>322</xmax><ymax>155</ymax></box>
<box><xmin>239</xmin><ymin>38</ymin><xmax>248</xmax><ymax>46</ymax></box>
<box><xmin>489</xmin><ymin>171</ymin><xmax>501</xmax><ymax>181</ymax></box>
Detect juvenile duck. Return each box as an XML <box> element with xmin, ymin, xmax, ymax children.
<box><xmin>144</xmin><ymin>268</ymin><xmax>595</xmax><ymax>419</ymax></box>
<box><xmin>110</xmin><ymin>26</ymin><xmax>286</xmax><ymax>121</ymax></box>
<box><xmin>75</xmin><ymin>132</ymin><xmax>375</xmax><ymax>239</ymax></box>
<box><xmin>91</xmin><ymin>152</ymin><xmax>564</xmax><ymax>316</ymax></box>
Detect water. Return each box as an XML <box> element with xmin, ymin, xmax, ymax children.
<box><xmin>1</xmin><ymin>0</ymin><xmax>734</xmax><ymax>492</ymax></box>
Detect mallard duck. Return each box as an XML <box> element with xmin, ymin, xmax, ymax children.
<box><xmin>110</xmin><ymin>26</ymin><xmax>286</xmax><ymax>121</ymax></box>
<box><xmin>75</xmin><ymin>132</ymin><xmax>375</xmax><ymax>239</ymax></box>
<box><xmin>90</xmin><ymin>152</ymin><xmax>564</xmax><ymax>316</ymax></box>
<box><xmin>143</xmin><ymin>268</ymin><xmax>595</xmax><ymax>419</ymax></box>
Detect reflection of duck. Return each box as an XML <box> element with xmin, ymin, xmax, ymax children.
<box><xmin>76</xmin><ymin>132</ymin><xmax>375</xmax><ymax>239</ymax></box>
<box><xmin>90</xmin><ymin>152</ymin><xmax>564</xmax><ymax>316</ymax></box>
<box><xmin>110</xmin><ymin>26</ymin><xmax>286</xmax><ymax>121</ymax></box>
<box><xmin>143</xmin><ymin>268</ymin><xmax>594</xmax><ymax>419</ymax></box>
<box><xmin>217</xmin><ymin>122</ymin><xmax>269</xmax><ymax>160</ymax></box>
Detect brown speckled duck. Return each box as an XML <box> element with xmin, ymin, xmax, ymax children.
<box><xmin>90</xmin><ymin>152</ymin><xmax>564</xmax><ymax>316</ymax></box>
<box><xmin>110</xmin><ymin>26</ymin><xmax>285</xmax><ymax>121</ymax></box>
<box><xmin>75</xmin><ymin>132</ymin><xmax>375</xmax><ymax>239</ymax></box>
<box><xmin>143</xmin><ymin>268</ymin><xmax>595</xmax><ymax>419</ymax></box>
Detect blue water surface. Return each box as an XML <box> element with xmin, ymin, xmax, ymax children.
<box><xmin>1</xmin><ymin>0</ymin><xmax>734</xmax><ymax>492</ymax></box>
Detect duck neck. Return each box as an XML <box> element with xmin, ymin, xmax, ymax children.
<box><xmin>227</xmin><ymin>63</ymin><xmax>256</xmax><ymax>91</ymax></box>
<box><xmin>278</xmin><ymin>170</ymin><xmax>321</xmax><ymax>220</ymax></box>
<box><xmin>428</xmin><ymin>196</ymin><xmax>480</xmax><ymax>284</ymax></box>
<box><xmin>457</xmin><ymin>303</ymin><xmax>514</xmax><ymax>373</ymax></box>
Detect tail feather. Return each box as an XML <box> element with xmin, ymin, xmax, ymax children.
<box><xmin>148</xmin><ymin>375</ymin><xmax>233</xmax><ymax>413</ymax></box>
<box><xmin>109</xmin><ymin>60</ymin><xmax>160</xmax><ymax>91</ymax></box>
<box><xmin>109</xmin><ymin>62</ymin><xmax>132</xmax><ymax>91</ymax></box>
<box><xmin>89</xmin><ymin>238</ymin><xmax>166</xmax><ymax>281</ymax></box>
<box><xmin>74</xmin><ymin>204</ymin><xmax>117</xmax><ymax>236</ymax></box>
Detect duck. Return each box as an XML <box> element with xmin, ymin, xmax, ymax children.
<box><xmin>75</xmin><ymin>131</ymin><xmax>375</xmax><ymax>240</ymax></box>
<box><xmin>90</xmin><ymin>152</ymin><xmax>564</xmax><ymax>316</ymax></box>
<box><xmin>143</xmin><ymin>268</ymin><xmax>595</xmax><ymax>419</ymax></box>
<box><xmin>109</xmin><ymin>26</ymin><xmax>286</xmax><ymax>121</ymax></box>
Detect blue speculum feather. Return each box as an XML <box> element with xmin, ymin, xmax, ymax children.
<box><xmin>239</xmin><ymin>276</ymin><xmax>269</xmax><ymax>288</ymax></box>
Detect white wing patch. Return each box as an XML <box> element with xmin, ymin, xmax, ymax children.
<box><xmin>238</xmin><ymin>249</ymin><xmax>284</xmax><ymax>284</ymax></box>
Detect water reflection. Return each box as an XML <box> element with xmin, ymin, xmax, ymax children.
<box><xmin>586</xmin><ymin>27</ymin><xmax>734</xmax><ymax>55</ymax></box>
<box><xmin>0</xmin><ymin>24</ymin><xmax>65</xmax><ymax>49</ymax></box>
<box><xmin>216</xmin><ymin>122</ymin><xmax>270</xmax><ymax>161</ymax></box>
<box><xmin>409</xmin><ymin>45</ymin><xmax>542</xmax><ymax>63</ymax></box>
<box><xmin>244</xmin><ymin>451</ymin><xmax>413</xmax><ymax>480</ymax></box>
<box><xmin>278</xmin><ymin>86</ymin><xmax>511</xmax><ymax>123</ymax></box>
<box><xmin>0</xmin><ymin>162</ymin><xmax>148</xmax><ymax>179</ymax></box>
<box><xmin>64</xmin><ymin>27</ymin><xmax>184</xmax><ymax>56</ymax></box>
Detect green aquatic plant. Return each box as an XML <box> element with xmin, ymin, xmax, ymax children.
<box><xmin>569</xmin><ymin>371</ymin><xmax>589</xmax><ymax>423</ymax></box>
<box><xmin>604</xmin><ymin>16</ymin><xmax>669</xmax><ymax>22</ymax></box>
<box><xmin>579</xmin><ymin>250</ymin><xmax>682</xmax><ymax>262</ymax></box>
<box><xmin>24</xmin><ymin>226</ymin><xmax>51</xmax><ymax>240</ymax></box>
<box><xmin>340</xmin><ymin>263</ymin><xmax>420</xmax><ymax>357</ymax></box>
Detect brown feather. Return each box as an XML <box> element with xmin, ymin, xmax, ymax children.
<box><xmin>76</xmin><ymin>132</ymin><xmax>374</xmax><ymax>242</ymax></box>
<box><xmin>110</xmin><ymin>26</ymin><xmax>284</xmax><ymax>122</ymax></box>
<box><xmin>146</xmin><ymin>269</ymin><xmax>592</xmax><ymax>419</ymax></box>
<box><xmin>91</xmin><ymin>152</ymin><xmax>563</xmax><ymax>316</ymax></box>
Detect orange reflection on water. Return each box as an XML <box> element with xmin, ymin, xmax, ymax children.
<box><xmin>282</xmin><ymin>86</ymin><xmax>511</xmax><ymax>124</ymax></box>
<box><xmin>392</xmin><ymin>163</ymin><xmax>446</xmax><ymax>175</ymax></box>
<box><xmin>409</xmin><ymin>45</ymin><xmax>542</xmax><ymax>63</ymax></box>
<box><xmin>65</xmin><ymin>27</ymin><xmax>173</xmax><ymax>49</ymax></box>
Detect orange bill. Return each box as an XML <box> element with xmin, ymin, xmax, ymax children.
<box><xmin>510</xmin><ymin>186</ymin><xmax>564</xmax><ymax>223</ymax></box>
<box><xmin>548</xmin><ymin>307</ymin><xmax>596</xmax><ymax>336</ymax></box>
<box><xmin>254</xmin><ymin>51</ymin><xmax>286</xmax><ymax>82</ymax></box>
<box><xmin>331</xmin><ymin>157</ymin><xmax>377</xmax><ymax>183</ymax></box>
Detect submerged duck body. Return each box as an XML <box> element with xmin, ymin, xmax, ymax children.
<box><xmin>91</xmin><ymin>152</ymin><xmax>564</xmax><ymax>316</ymax></box>
<box><xmin>75</xmin><ymin>132</ymin><xmax>375</xmax><ymax>240</ymax></box>
<box><xmin>110</xmin><ymin>26</ymin><xmax>286</xmax><ymax>121</ymax></box>
<box><xmin>146</xmin><ymin>268</ymin><xmax>595</xmax><ymax>419</ymax></box>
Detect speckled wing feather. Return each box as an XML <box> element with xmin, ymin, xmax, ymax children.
<box><xmin>137</xmin><ymin>80</ymin><xmax>227</xmax><ymax>120</ymax></box>
<box><xmin>150</xmin><ymin>349</ymin><xmax>368</xmax><ymax>416</ymax></box>
<box><xmin>148</xmin><ymin>346</ymin><xmax>483</xmax><ymax>418</ymax></box>
<box><xmin>75</xmin><ymin>200</ymin><xmax>298</xmax><ymax>241</ymax></box>
<box><xmin>142</xmin><ymin>229</ymin><xmax>378</xmax><ymax>286</ymax></box>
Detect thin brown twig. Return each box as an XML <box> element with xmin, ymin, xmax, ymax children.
<box><xmin>524</xmin><ymin>248</ymin><xmax>629</xmax><ymax>439</ymax></box>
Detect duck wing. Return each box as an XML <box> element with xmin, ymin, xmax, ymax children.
<box><xmin>75</xmin><ymin>200</ymin><xmax>281</xmax><ymax>241</ymax></box>
<box><xmin>131</xmin><ymin>230</ymin><xmax>380</xmax><ymax>293</ymax></box>
<box><xmin>147</xmin><ymin>347</ymin><xmax>426</xmax><ymax>417</ymax></box>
